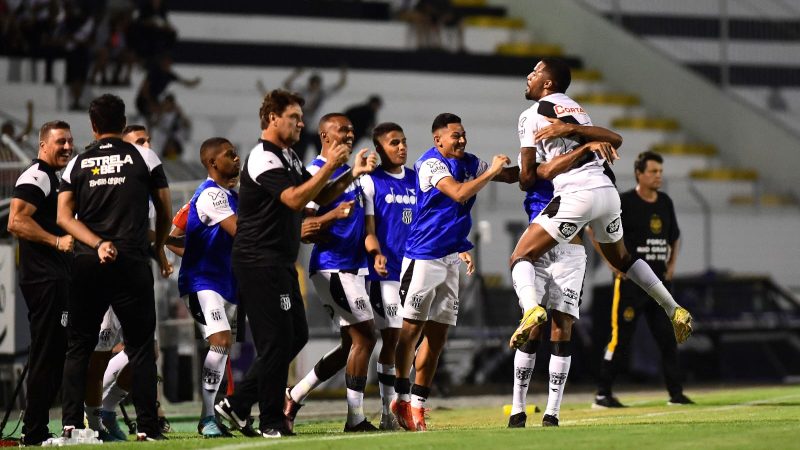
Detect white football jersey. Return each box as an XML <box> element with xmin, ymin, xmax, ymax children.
<box><xmin>518</xmin><ymin>92</ymin><xmax>614</xmax><ymax>195</ymax></box>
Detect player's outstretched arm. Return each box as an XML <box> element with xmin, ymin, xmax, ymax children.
<box><xmin>535</xmin><ymin>117</ymin><xmax>623</xmax><ymax>149</ymax></box>
<box><xmin>492</xmin><ymin>165</ymin><xmax>520</xmax><ymax>184</ymax></box>
<box><xmin>436</xmin><ymin>154</ymin><xmax>510</xmax><ymax>203</ymax></box>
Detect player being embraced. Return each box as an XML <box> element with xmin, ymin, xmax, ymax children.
<box><xmin>360</xmin><ymin>122</ymin><xmax>417</xmax><ymax>429</ymax></box>
<box><xmin>177</xmin><ymin>137</ymin><xmax>241</xmax><ymax>438</ymax></box>
<box><xmin>508</xmin><ymin>59</ymin><xmax>692</xmax><ymax>381</ymax></box>
<box><xmin>507</xmin><ymin>100</ymin><xmax>624</xmax><ymax>427</ymax></box>
<box><xmin>392</xmin><ymin>113</ymin><xmax>518</xmax><ymax>431</ymax></box>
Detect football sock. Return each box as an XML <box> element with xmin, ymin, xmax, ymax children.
<box><xmin>377</xmin><ymin>363</ymin><xmax>397</xmax><ymax>414</ymax></box>
<box><xmin>511</xmin><ymin>342</ymin><xmax>538</xmax><ymax>415</ymax></box>
<box><xmin>201</xmin><ymin>345</ymin><xmax>229</xmax><ymax>418</ymax></box>
<box><xmin>625</xmin><ymin>259</ymin><xmax>679</xmax><ymax>316</ymax></box>
<box><xmin>345</xmin><ymin>374</ymin><xmax>367</xmax><ymax>427</ymax></box>
<box><xmin>291</xmin><ymin>367</ymin><xmax>322</xmax><ymax>404</ymax></box>
<box><xmin>545</xmin><ymin>341</ymin><xmax>572</xmax><ymax>418</ymax></box>
<box><xmin>101</xmin><ymin>384</ymin><xmax>128</xmax><ymax>412</ymax></box>
<box><xmin>511</xmin><ymin>259</ymin><xmax>538</xmax><ymax>310</ymax></box>
<box><xmin>395</xmin><ymin>377</ymin><xmax>411</xmax><ymax>402</ymax></box>
<box><xmin>102</xmin><ymin>351</ymin><xmax>129</xmax><ymax>391</ymax></box>
<box><xmin>410</xmin><ymin>384</ymin><xmax>430</xmax><ymax>410</ymax></box>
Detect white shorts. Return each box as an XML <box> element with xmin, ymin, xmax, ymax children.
<box><xmin>533</xmin><ymin>187</ymin><xmax>623</xmax><ymax>244</ymax></box>
<box><xmin>184</xmin><ymin>290</ymin><xmax>238</xmax><ymax>340</ymax></box>
<box><xmin>311</xmin><ymin>272</ymin><xmax>374</xmax><ymax>327</ymax></box>
<box><xmin>367</xmin><ymin>280</ymin><xmax>402</xmax><ymax>330</ymax></box>
<box><xmin>95</xmin><ymin>307</ymin><xmax>123</xmax><ymax>352</ymax></box>
<box><xmin>518</xmin><ymin>243</ymin><xmax>587</xmax><ymax>319</ymax></box>
<box><xmin>398</xmin><ymin>254</ymin><xmax>460</xmax><ymax>326</ymax></box>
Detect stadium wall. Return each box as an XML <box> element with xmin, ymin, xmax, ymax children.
<box><xmin>495</xmin><ymin>0</ymin><xmax>800</xmax><ymax>199</ymax></box>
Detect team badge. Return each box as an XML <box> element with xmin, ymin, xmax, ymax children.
<box><xmin>402</xmin><ymin>208</ymin><xmax>413</xmax><ymax>225</ymax></box>
<box><xmin>515</xmin><ymin>367</ymin><xmax>533</xmax><ymax>381</ymax></box>
<box><xmin>354</xmin><ymin>297</ymin><xmax>367</xmax><ymax>310</ymax></box>
<box><xmin>558</xmin><ymin>222</ymin><xmax>578</xmax><ymax>238</ymax></box>
<box><xmin>606</xmin><ymin>217</ymin><xmax>621</xmax><ymax>234</ymax></box>
<box><xmin>650</xmin><ymin>214</ymin><xmax>663</xmax><ymax>234</ymax></box>
<box><xmin>280</xmin><ymin>294</ymin><xmax>291</xmax><ymax>311</ymax></box>
<box><xmin>386</xmin><ymin>304</ymin><xmax>398</xmax><ymax>317</ymax></box>
<box><xmin>411</xmin><ymin>294</ymin><xmax>424</xmax><ymax>310</ymax></box>
<box><xmin>452</xmin><ymin>299</ymin><xmax>459</xmax><ymax>311</ymax></box>
<box><xmin>550</xmin><ymin>372</ymin><xmax>567</xmax><ymax>386</ymax></box>
<box><xmin>211</xmin><ymin>309</ymin><xmax>223</xmax><ymax>321</ymax></box>
<box><xmin>623</xmin><ymin>306</ymin><xmax>635</xmax><ymax>322</ymax></box>
<box><xmin>203</xmin><ymin>367</ymin><xmax>221</xmax><ymax>386</ymax></box>
<box><xmin>61</xmin><ymin>311</ymin><xmax>69</xmax><ymax>327</ymax></box>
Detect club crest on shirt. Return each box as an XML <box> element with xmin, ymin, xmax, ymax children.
<box><xmin>650</xmin><ymin>214</ymin><xmax>663</xmax><ymax>234</ymax></box>
<box><xmin>280</xmin><ymin>294</ymin><xmax>291</xmax><ymax>311</ymax></box>
<box><xmin>402</xmin><ymin>208</ymin><xmax>413</xmax><ymax>225</ymax></box>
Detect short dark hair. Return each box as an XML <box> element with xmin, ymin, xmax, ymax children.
<box><xmin>541</xmin><ymin>58</ymin><xmax>572</xmax><ymax>93</ymax></box>
<box><xmin>39</xmin><ymin>120</ymin><xmax>71</xmax><ymax>141</ymax></box>
<box><xmin>259</xmin><ymin>89</ymin><xmax>305</xmax><ymax>130</ymax></box>
<box><xmin>122</xmin><ymin>124</ymin><xmax>147</xmax><ymax>135</ymax></box>
<box><xmin>200</xmin><ymin>137</ymin><xmax>232</xmax><ymax>168</ymax></box>
<box><xmin>431</xmin><ymin>113</ymin><xmax>461</xmax><ymax>133</ymax></box>
<box><xmin>634</xmin><ymin>150</ymin><xmax>663</xmax><ymax>175</ymax></box>
<box><xmin>372</xmin><ymin>122</ymin><xmax>404</xmax><ymax>149</ymax></box>
<box><xmin>89</xmin><ymin>94</ymin><xmax>126</xmax><ymax>134</ymax></box>
<box><xmin>317</xmin><ymin>112</ymin><xmax>348</xmax><ymax>134</ymax></box>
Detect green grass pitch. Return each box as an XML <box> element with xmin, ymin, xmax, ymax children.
<box><xmin>32</xmin><ymin>385</ymin><xmax>800</xmax><ymax>449</ymax></box>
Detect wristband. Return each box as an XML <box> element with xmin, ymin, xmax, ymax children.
<box><xmin>55</xmin><ymin>236</ymin><xmax>60</xmax><ymax>249</ymax></box>
<box><xmin>94</xmin><ymin>239</ymin><xmax>105</xmax><ymax>250</ymax></box>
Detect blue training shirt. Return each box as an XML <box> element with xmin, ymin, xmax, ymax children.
<box><xmin>524</xmin><ymin>178</ymin><xmax>555</xmax><ymax>222</ymax></box>
<box><xmin>307</xmin><ymin>158</ymin><xmax>368</xmax><ymax>273</ymax></box>
<box><xmin>362</xmin><ymin>166</ymin><xmax>417</xmax><ymax>281</ymax></box>
<box><xmin>178</xmin><ymin>178</ymin><xmax>238</xmax><ymax>302</ymax></box>
<box><xmin>404</xmin><ymin>147</ymin><xmax>488</xmax><ymax>260</ymax></box>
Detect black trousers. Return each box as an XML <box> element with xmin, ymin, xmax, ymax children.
<box><xmin>20</xmin><ymin>279</ymin><xmax>68</xmax><ymax>443</ymax></box>
<box><xmin>61</xmin><ymin>255</ymin><xmax>159</xmax><ymax>435</ymax></box>
<box><xmin>229</xmin><ymin>264</ymin><xmax>308</xmax><ymax>430</ymax></box>
<box><xmin>597</xmin><ymin>277</ymin><xmax>684</xmax><ymax>398</ymax></box>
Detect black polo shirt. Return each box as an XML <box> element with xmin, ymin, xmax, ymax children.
<box><xmin>59</xmin><ymin>137</ymin><xmax>168</xmax><ymax>261</ymax></box>
<box><xmin>12</xmin><ymin>159</ymin><xmax>71</xmax><ymax>284</ymax></box>
<box><xmin>232</xmin><ymin>139</ymin><xmax>311</xmax><ymax>267</ymax></box>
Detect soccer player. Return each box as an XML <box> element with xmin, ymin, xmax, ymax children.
<box><xmin>57</xmin><ymin>94</ymin><xmax>172</xmax><ymax>441</ymax></box>
<box><xmin>214</xmin><ymin>89</ymin><xmax>375</xmax><ymax>438</ymax></box>
<box><xmin>508</xmin><ymin>58</ymin><xmax>692</xmax><ymax>369</ymax></box>
<box><xmin>178</xmin><ymin>137</ymin><xmax>241</xmax><ymax>437</ymax></box>
<box><xmin>290</xmin><ymin>113</ymin><xmax>378</xmax><ymax>433</ymax></box>
<box><xmin>8</xmin><ymin>120</ymin><xmax>74</xmax><ymax>447</ymax></box>
<box><xmin>593</xmin><ymin>151</ymin><xmax>692</xmax><ymax>408</ymax></box>
<box><xmin>507</xmin><ymin>110</ymin><xmax>622</xmax><ymax>428</ymax></box>
<box><xmin>392</xmin><ymin>113</ymin><xmax>516</xmax><ymax>431</ymax></box>
<box><xmin>362</xmin><ymin>122</ymin><xmax>416</xmax><ymax>429</ymax></box>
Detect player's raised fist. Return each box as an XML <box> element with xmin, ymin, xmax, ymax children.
<box><xmin>353</xmin><ymin>148</ymin><xmax>377</xmax><ymax>177</ymax></box>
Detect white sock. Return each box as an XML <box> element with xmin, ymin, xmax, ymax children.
<box><xmin>291</xmin><ymin>369</ymin><xmax>321</xmax><ymax>404</ymax></box>
<box><xmin>85</xmin><ymin>405</ymin><xmax>101</xmax><ymax>430</ymax></box>
<box><xmin>512</xmin><ymin>259</ymin><xmax>538</xmax><ymax>310</ymax></box>
<box><xmin>346</xmin><ymin>388</ymin><xmax>365</xmax><ymax>426</ymax></box>
<box><xmin>625</xmin><ymin>259</ymin><xmax>679</xmax><ymax>316</ymax></box>
<box><xmin>511</xmin><ymin>349</ymin><xmax>536</xmax><ymax>415</ymax></box>
<box><xmin>102</xmin><ymin>351</ymin><xmax>129</xmax><ymax>390</ymax></box>
<box><xmin>201</xmin><ymin>346</ymin><xmax>229</xmax><ymax>418</ymax></box>
<box><xmin>544</xmin><ymin>355</ymin><xmax>571</xmax><ymax>418</ymax></box>
<box><xmin>410</xmin><ymin>393</ymin><xmax>427</xmax><ymax>410</ymax></box>
<box><xmin>377</xmin><ymin>363</ymin><xmax>397</xmax><ymax>415</ymax></box>
<box><xmin>101</xmin><ymin>384</ymin><xmax>128</xmax><ymax>412</ymax></box>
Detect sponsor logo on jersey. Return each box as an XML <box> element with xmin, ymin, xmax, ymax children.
<box><xmin>558</xmin><ymin>222</ymin><xmax>578</xmax><ymax>238</ymax></box>
<box><xmin>280</xmin><ymin>294</ymin><xmax>292</xmax><ymax>311</ymax></box>
<box><xmin>649</xmin><ymin>214</ymin><xmax>663</xmax><ymax>234</ymax></box>
<box><xmin>81</xmin><ymin>154</ymin><xmax>134</xmax><ymax>175</ymax></box>
<box><xmin>402</xmin><ymin>208</ymin><xmax>413</xmax><ymax>224</ymax></box>
<box><xmin>207</xmin><ymin>190</ymin><xmax>230</xmax><ymax>210</ymax></box>
<box><xmin>606</xmin><ymin>217</ymin><xmax>621</xmax><ymax>234</ymax></box>
<box><xmin>427</xmin><ymin>160</ymin><xmax>448</xmax><ymax>175</ymax></box>
<box><xmin>554</xmin><ymin>104</ymin><xmax>586</xmax><ymax>117</ymax></box>
<box><xmin>384</xmin><ymin>187</ymin><xmax>417</xmax><ymax>205</ymax></box>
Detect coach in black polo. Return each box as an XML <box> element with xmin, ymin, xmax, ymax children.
<box><xmin>57</xmin><ymin>94</ymin><xmax>173</xmax><ymax>440</ymax></box>
<box><xmin>8</xmin><ymin>120</ymin><xmax>75</xmax><ymax>446</ymax></box>
<box><xmin>215</xmin><ymin>89</ymin><xmax>376</xmax><ymax>438</ymax></box>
